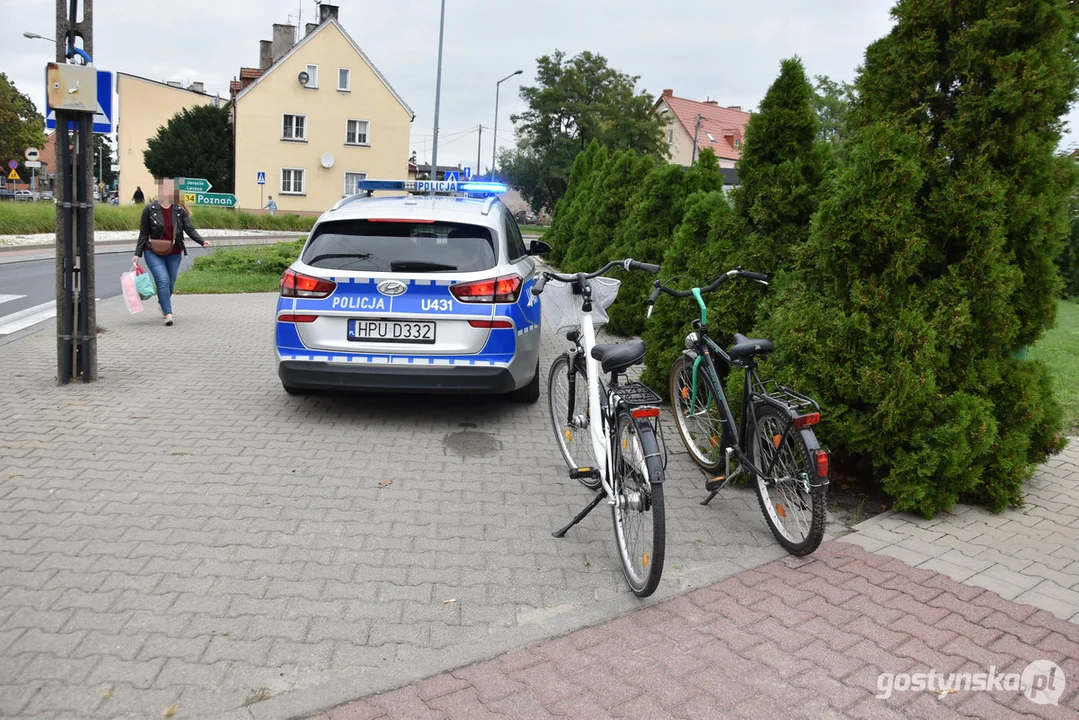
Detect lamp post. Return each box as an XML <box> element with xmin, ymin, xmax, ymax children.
<box><xmin>491</xmin><ymin>69</ymin><xmax>522</xmax><ymax>180</ymax></box>
<box><xmin>23</xmin><ymin>31</ymin><xmax>57</xmax><ymax>42</ymax></box>
<box><xmin>428</xmin><ymin>0</ymin><xmax>447</xmax><ymax>182</ymax></box>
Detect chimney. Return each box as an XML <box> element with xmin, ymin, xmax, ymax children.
<box><xmin>272</xmin><ymin>23</ymin><xmax>295</xmax><ymax>62</ymax></box>
<box><xmin>166</xmin><ymin>80</ymin><xmax>182</xmax><ymax>87</ymax></box>
<box><xmin>259</xmin><ymin>40</ymin><xmax>273</xmax><ymax>70</ymax></box>
<box><xmin>306</xmin><ymin>22</ymin><xmax>318</xmax><ymax>37</ymax></box>
<box><xmin>661</xmin><ymin>88</ymin><xmax>673</xmax><ymax>99</ymax></box>
<box><xmin>319</xmin><ymin>3</ymin><xmax>339</xmax><ymax>23</ymax></box>
<box><xmin>703</xmin><ymin>100</ymin><xmax>719</xmax><ymax>106</ymax></box>
<box><xmin>727</xmin><ymin>105</ymin><xmax>742</xmax><ymax>111</ymax></box>
<box><xmin>188</xmin><ymin>81</ymin><xmax>204</xmax><ymax>93</ymax></box>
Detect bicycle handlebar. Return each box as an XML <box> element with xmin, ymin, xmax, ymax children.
<box><xmin>645</xmin><ymin>267</ymin><xmax>770</xmax><ymax>317</ymax></box>
<box><xmin>530</xmin><ymin>258</ymin><xmax>660</xmax><ymax>296</ymax></box>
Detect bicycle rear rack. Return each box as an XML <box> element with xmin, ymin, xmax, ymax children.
<box><xmin>757</xmin><ymin>380</ymin><xmax>821</xmax><ymax>415</ymax></box>
<box><xmin>612</xmin><ymin>381</ymin><xmax>662</xmax><ymax>408</ymax></box>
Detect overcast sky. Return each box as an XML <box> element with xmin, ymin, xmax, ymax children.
<box><xmin>3</xmin><ymin>0</ymin><xmax>1078</xmax><ymax>174</ymax></box>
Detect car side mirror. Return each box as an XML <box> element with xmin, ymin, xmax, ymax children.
<box><xmin>529</xmin><ymin>240</ymin><xmax>551</xmax><ymax>256</ymax></box>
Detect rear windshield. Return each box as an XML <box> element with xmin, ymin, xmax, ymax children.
<box><xmin>302</xmin><ymin>219</ymin><xmax>497</xmax><ymax>272</ymax></box>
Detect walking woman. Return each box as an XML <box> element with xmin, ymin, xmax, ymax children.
<box><xmin>133</xmin><ymin>178</ymin><xmax>211</xmax><ymax>326</ymax></box>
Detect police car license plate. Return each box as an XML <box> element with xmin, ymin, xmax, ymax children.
<box><xmin>349</xmin><ymin>319</ymin><xmax>436</xmax><ymax>343</ymax></box>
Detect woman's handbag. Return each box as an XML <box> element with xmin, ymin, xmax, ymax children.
<box><xmin>134</xmin><ymin>264</ymin><xmax>156</xmax><ymax>300</ymax></box>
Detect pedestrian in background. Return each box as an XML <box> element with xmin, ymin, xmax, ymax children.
<box><xmin>264</xmin><ymin>195</ymin><xmax>277</xmax><ymax>216</ymax></box>
<box><xmin>132</xmin><ymin>186</ymin><xmax>145</xmax><ymax>204</ymax></box>
<box><xmin>133</xmin><ymin>178</ymin><xmax>210</xmax><ymax>326</ymax></box>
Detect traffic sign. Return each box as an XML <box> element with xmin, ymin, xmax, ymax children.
<box><xmin>25</xmin><ymin>148</ymin><xmax>40</xmax><ymax>161</ymax></box>
<box><xmin>183</xmin><ymin>191</ymin><xmax>238</xmax><ymax>208</ymax></box>
<box><xmin>7</xmin><ymin>161</ymin><xmax>17</xmax><ymax>170</ymax></box>
<box><xmin>177</xmin><ymin>177</ymin><xmax>213</xmax><ymax>193</ymax></box>
<box><xmin>8</xmin><ymin>169</ymin><xmax>20</xmax><ymax>181</ymax></box>
<box><xmin>444</xmin><ymin>171</ymin><xmax>459</xmax><ymax>183</ymax></box>
<box><xmin>257</xmin><ymin>171</ymin><xmax>266</xmax><ymax>185</ymax></box>
<box><xmin>463</xmin><ymin>167</ymin><xmax>472</xmax><ymax>180</ymax></box>
<box><xmin>26</xmin><ymin>161</ymin><xmax>42</xmax><ymax>169</ymax></box>
<box><xmin>45</xmin><ymin>69</ymin><xmax>113</xmax><ymax>133</ymax></box>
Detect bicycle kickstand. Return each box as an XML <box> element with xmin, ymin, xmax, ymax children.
<box><xmin>552</xmin><ymin>490</ymin><xmax>607</xmax><ymax>538</ymax></box>
<box><xmin>701</xmin><ymin>447</ymin><xmax>737</xmax><ymax>506</ymax></box>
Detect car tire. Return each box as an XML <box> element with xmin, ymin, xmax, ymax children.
<box><xmin>509</xmin><ymin>359</ymin><xmax>541</xmax><ymax>404</ymax></box>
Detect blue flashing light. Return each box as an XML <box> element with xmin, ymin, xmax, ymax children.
<box><xmin>459</xmin><ymin>181</ymin><xmax>507</xmax><ymax>194</ymax></box>
<box><xmin>358</xmin><ymin>180</ymin><xmax>407</xmax><ymax>192</ymax></box>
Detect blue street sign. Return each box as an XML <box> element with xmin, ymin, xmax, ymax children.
<box><xmin>463</xmin><ymin>166</ymin><xmax>472</xmax><ymax>180</ymax></box>
<box><xmin>444</xmin><ymin>171</ymin><xmax>459</xmax><ymax>183</ymax></box>
<box><xmin>46</xmin><ymin>70</ymin><xmax>113</xmax><ymax>133</ymax></box>
<box><xmin>257</xmin><ymin>171</ymin><xmax>266</xmax><ymax>185</ymax></box>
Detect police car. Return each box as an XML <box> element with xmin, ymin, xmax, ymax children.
<box><xmin>275</xmin><ymin>179</ymin><xmax>549</xmax><ymax>402</ymax></box>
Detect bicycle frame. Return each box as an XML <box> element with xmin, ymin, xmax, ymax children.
<box><xmin>576</xmin><ymin>307</ymin><xmax>618</xmax><ymax>500</ymax></box>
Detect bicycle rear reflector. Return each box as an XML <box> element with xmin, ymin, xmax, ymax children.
<box><xmin>793</xmin><ymin>412</ymin><xmax>820</xmax><ymax>429</ymax></box>
<box><xmin>631</xmin><ymin>407</ymin><xmax>660</xmax><ymax>419</ymax></box>
<box><xmin>816</xmin><ymin>450</ymin><xmax>830</xmax><ymax>478</ymax></box>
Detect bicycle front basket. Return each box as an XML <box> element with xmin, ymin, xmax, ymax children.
<box><xmin>542</xmin><ymin>276</ymin><xmax>621</xmax><ymax>333</ymax></box>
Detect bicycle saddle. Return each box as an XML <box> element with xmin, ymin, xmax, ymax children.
<box><xmin>729</xmin><ymin>333</ymin><xmax>774</xmax><ymax>360</ymax></box>
<box><xmin>591</xmin><ymin>339</ymin><xmax>646</xmax><ymax>374</ymax></box>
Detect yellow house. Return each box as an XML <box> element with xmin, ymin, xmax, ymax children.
<box><xmin>116</xmin><ymin>74</ymin><xmax>219</xmax><ymax>204</ymax></box>
<box><xmin>233</xmin><ymin>5</ymin><xmax>414</xmax><ymax>214</ymax></box>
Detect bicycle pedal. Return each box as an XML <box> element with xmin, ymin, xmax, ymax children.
<box><xmin>569</xmin><ymin>467</ymin><xmax>601</xmax><ymax>480</ymax></box>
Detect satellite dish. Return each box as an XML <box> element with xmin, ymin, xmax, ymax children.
<box><xmin>298</xmin><ymin>71</ymin><xmax>310</xmax><ymax>86</ymax></box>
<box><xmin>320</xmin><ymin>153</ymin><xmax>334</xmax><ymax>168</ymax></box>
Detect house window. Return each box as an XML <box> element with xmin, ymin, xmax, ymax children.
<box><xmin>281</xmin><ymin>168</ymin><xmax>305</xmax><ymax>195</ymax></box>
<box><xmin>282</xmin><ymin>114</ymin><xmax>306</xmax><ymax>141</ymax></box>
<box><xmin>344</xmin><ymin>171</ymin><xmax>367</xmax><ymax>196</ymax></box>
<box><xmin>304</xmin><ymin>64</ymin><xmax>318</xmax><ymax>89</ymax></box>
<box><xmin>706</xmin><ymin>132</ymin><xmax>716</xmax><ymax>142</ymax></box>
<box><xmin>338</xmin><ymin>68</ymin><xmax>351</xmax><ymax>91</ymax></box>
<box><xmin>345</xmin><ymin>119</ymin><xmax>369</xmax><ymax>145</ymax></box>
<box><xmin>734</xmin><ymin>138</ymin><xmax>742</xmax><ymax>148</ymax></box>
<box><xmin>667</xmin><ymin>129</ymin><xmax>674</xmax><ymax>145</ymax></box>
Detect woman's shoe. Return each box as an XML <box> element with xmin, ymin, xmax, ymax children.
<box><xmin>165</xmin><ymin>314</ymin><xmax>174</xmax><ymax>326</ymax></box>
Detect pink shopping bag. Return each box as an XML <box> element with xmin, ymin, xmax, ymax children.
<box><xmin>121</xmin><ymin>265</ymin><xmax>144</xmax><ymax>314</ymax></box>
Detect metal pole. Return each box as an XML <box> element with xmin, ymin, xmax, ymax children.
<box><xmin>491</xmin><ymin>70</ymin><xmax>522</xmax><ymax>180</ymax></box>
<box><xmin>77</xmin><ymin>113</ymin><xmax>92</xmax><ymax>381</ymax></box>
<box><xmin>429</xmin><ymin>0</ymin><xmax>446</xmax><ymax>183</ymax></box>
<box><xmin>58</xmin><ymin>115</ymin><xmax>74</xmax><ymax>383</ymax></box>
<box><xmin>491</xmin><ymin>84</ymin><xmax>500</xmax><ymax>178</ymax></box>
<box><xmin>476</xmin><ymin>125</ymin><xmax>482</xmax><ymax>180</ymax></box>
<box><xmin>691</xmin><ymin>114</ymin><xmax>703</xmax><ymax>165</ymax></box>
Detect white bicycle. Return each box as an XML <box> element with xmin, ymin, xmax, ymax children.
<box><xmin>533</xmin><ymin>258</ymin><xmax>666</xmax><ymax>597</ymax></box>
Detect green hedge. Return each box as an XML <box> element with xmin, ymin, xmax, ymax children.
<box><xmin>0</xmin><ymin>202</ymin><xmax>316</xmax><ymax>235</ymax></box>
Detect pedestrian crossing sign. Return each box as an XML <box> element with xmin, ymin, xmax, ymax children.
<box><xmin>7</xmin><ymin>169</ymin><xmax>19</xmax><ymax>181</ymax></box>
<box><xmin>444</xmin><ymin>171</ymin><xmax>459</xmax><ymax>183</ymax></box>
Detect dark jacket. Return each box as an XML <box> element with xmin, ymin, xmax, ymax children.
<box><xmin>135</xmin><ymin>201</ymin><xmax>205</xmax><ymax>257</ymax></box>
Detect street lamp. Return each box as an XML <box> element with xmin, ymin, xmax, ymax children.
<box><xmin>429</xmin><ymin>0</ymin><xmax>447</xmax><ymax>183</ymax></box>
<box><xmin>491</xmin><ymin>69</ymin><xmax>522</xmax><ymax>180</ymax></box>
<box><xmin>23</xmin><ymin>31</ymin><xmax>57</xmax><ymax>42</ymax></box>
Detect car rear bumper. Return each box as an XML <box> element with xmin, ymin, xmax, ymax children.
<box><xmin>278</xmin><ymin>360</ymin><xmax>517</xmax><ymax>394</ymax></box>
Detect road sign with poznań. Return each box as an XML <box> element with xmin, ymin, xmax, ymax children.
<box><xmin>183</xmin><ymin>192</ymin><xmax>238</xmax><ymax>208</ymax></box>
<box><xmin>177</xmin><ymin>178</ymin><xmax>213</xmax><ymax>193</ymax></box>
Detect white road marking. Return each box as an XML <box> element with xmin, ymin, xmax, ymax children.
<box><xmin>0</xmin><ymin>294</ymin><xmax>26</xmax><ymax>305</ymax></box>
<box><xmin>0</xmin><ymin>298</ymin><xmax>101</xmax><ymax>336</ymax></box>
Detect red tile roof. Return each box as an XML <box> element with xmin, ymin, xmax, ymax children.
<box><xmin>655</xmin><ymin>89</ymin><xmax>751</xmax><ymax>161</ymax></box>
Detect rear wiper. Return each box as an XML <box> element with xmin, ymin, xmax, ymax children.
<box><xmin>390</xmin><ymin>261</ymin><xmax>457</xmax><ymax>271</ymax></box>
<box><xmin>307</xmin><ymin>253</ymin><xmax>374</xmax><ymax>264</ymax></box>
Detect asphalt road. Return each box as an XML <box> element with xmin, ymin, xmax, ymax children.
<box><xmin>0</xmin><ymin>246</ymin><xmax>212</xmax><ymax>338</ymax></box>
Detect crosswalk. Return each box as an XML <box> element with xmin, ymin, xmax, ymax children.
<box><xmin>0</xmin><ymin>294</ymin><xmax>57</xmax><ymax>336</ymax></box>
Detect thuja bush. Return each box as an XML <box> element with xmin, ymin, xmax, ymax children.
<box><xmin>545</xmin><ymin>140</ymin><xmax>604</xmax><ymax>267</ymax></box>
<box><xmin>757</xmin><ymin>0</ymin><xmax>1077</xmax><ymax>517</ymax></box>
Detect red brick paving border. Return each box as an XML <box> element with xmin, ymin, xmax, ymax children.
<box><xmin>314</xmin><ymin>542</ymin><xmax>1079</xmax><ymax>719</ymax></box>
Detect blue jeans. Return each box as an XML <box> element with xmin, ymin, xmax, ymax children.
<box><xmin>143</xmin><ymin>251</ymin><xmax>183</xmax><ymax>315</ymax></box>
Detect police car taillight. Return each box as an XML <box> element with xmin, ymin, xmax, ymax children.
<box><xmin>281</xmin><ymin>268</ymin><xmax>336</xmax><ymax>298</ymax></box>
<box><xmin>450</xmin><ymin>274</ymin><xmax>522</xmax><ymax>303</ymax></box>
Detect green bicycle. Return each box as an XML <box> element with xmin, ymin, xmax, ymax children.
<box><xmin>646</xmin><ymin>267</ymin><xmax>829</xmax><ymax>555</ymax></box>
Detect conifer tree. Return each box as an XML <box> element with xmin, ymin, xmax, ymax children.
<box><xmin>758</xmin><ymin>0</ymin><xmax>1077</xmax><ymax>516</ymax></box>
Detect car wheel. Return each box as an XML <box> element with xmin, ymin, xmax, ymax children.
<box><xmin>509</xmin><ymin>359</ymin><xmax>541</xmax><ymax>404</ymax></box>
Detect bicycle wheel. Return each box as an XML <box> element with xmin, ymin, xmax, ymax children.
<box><xmin>611</xmin><ymin>407</ymin><xmax>665</xmax><ymax>597</ymax></box>
<box><xmin>750</xmin><ymin>405</ymin><xmax>826</xmax><ymax>555</ymax></box>
<box><xmin>547</xmin><ymin>353</ymin><xmax>599</xmax><ymax>489</ymax></box>
<box><xmin>669</xmin><ymin>354</ymin><xmax>727</xmax><ymax>472</ymax></box>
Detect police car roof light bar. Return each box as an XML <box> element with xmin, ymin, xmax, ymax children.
<box><xmin>355</xmin><ymin>179</ymin><xmax>508</xmax><ymax>198</ymax></box>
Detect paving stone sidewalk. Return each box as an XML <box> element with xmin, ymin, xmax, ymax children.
<box><xmin>0</xmin><ymin>293</ymin><xmax>831</xmax><ymax>718</ymax></box>
<box><xmin>316</xmin><ymin>541</ymin><xmax>1079</xmax><ymax>720</ymax></box>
